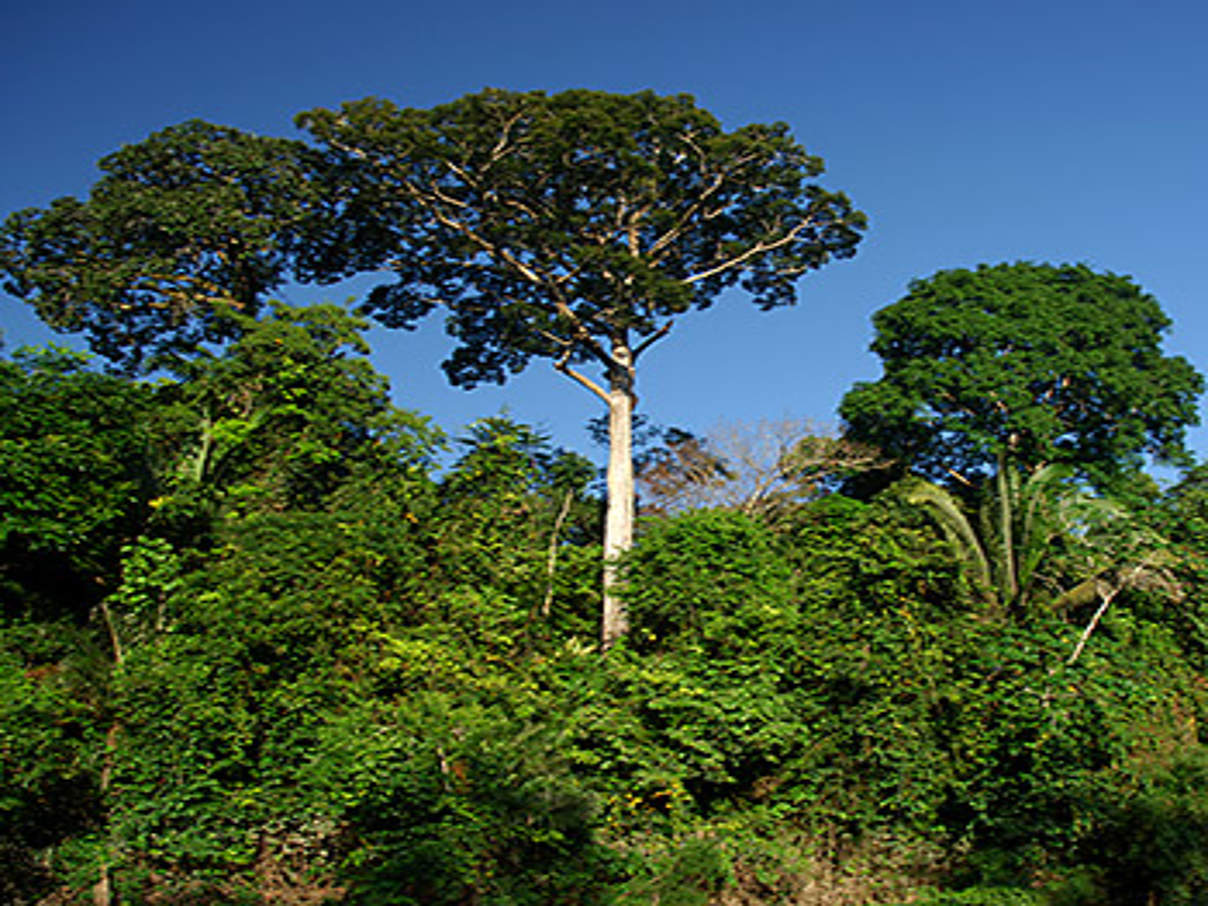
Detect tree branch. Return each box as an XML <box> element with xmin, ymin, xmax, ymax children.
<box><xmin>1066</xmin><ymin>581</ymin><xmax>1116</xmax><ymax>666</ymax></box>
<box><xmin>644</xmin><ymin>172</ymin><xmax>726</xmax><ymax>261</ymax></box>
<box><xmin>632</xmin><ymin>320</ymin><xmax>673</xmax><ymax>362</ymax></box>
<box><xmin>554</xmin><ymin>356</ymin><xmax>610</xmax><ymax>405</ymax></box>
<box><xmin>488</xmin><ymin>110</ymin><xmax>526</xmax><ymax>162</ymax></box>
<box><xmin>681</xmin><ymin>216</ymin><xmax>815</xmax><ymax>286</ymax></box>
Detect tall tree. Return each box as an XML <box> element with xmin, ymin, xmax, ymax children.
<box><xmin>298</xmin><ymin>89</ymin><xmax>866</xmax><ymax>645</ymax></box>
<box><xmin>840</xmin><ymin>262</ymin><xmax>1202</xmax><ymax>491</ymax></box>
<box><xmin>1</xmin><ymin>121</ymin><xmax>324</xmax><ymax>372</ymax></box>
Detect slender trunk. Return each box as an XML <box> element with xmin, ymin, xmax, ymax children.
<box><xmin>95</xmin><ymin>615</ymin><xmax>124</xmax><ymax>906</ymax></box>
<box><xmin>996</xmin><ymin>452</ymin><xmax>1018</xmax><ymax>608</ymax></box>
<box><xmin>601</xmin><ymin>344</ymin><xmax>635</xmax><ymax>650</ymax></box>
<box><xmin>551</xmin><ymin>333</ymin><xmax>639</xmax><ymax>649</ymax></box>
<box><xmin>541</xmin><ymin>488</ymin><xmax>575</xmax><ymax>619</ymax></box>
<box><xmin>92</xmin><ymin>723</ymin><xmax>120</xmax><ymax>906</ymax></box>
<box><xmin>192</xmin><ymin>406</ymin><xmax>213</xmax><ymax>484</ymax></box>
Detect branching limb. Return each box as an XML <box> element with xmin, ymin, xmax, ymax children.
<box><xmin>632</xmin><ymin>320</ymin><xmax>673</xmax><ymax>362</ymax></box>
<box><xmin>682</xmin><ymin>217</ymin><xmax>815</xmax><ymax>286</ymax></box>
<box><xmin>553</xmin><ymin>346</ymin><xmax>610</xmax><ymax>405</ymax></box>
<box><xmin>644</xmin><ymin>172</ymin><xmax>726</xmax><ymax>261</ymax></box>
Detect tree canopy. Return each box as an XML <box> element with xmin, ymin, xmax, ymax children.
<box><xmin>840</xmin><ymin>262</ymin><xmax>1203</xmax><ymax>489</ymax></box>
<box><xmin>0</xmin><ymin>121</ymin><xmax>323</xmax><ymax>371</ymax></box>
<box><xmin>298</xmin><ymin>88</ymin><xmax>865</xmax><ymax>388</ymax></box>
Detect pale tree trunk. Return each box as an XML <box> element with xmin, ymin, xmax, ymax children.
<box><xmin>552</xmin><ymin>334</ymin><xmax>640</xmax><ymax>650</ymax></box>
<box><xmin>92</xmin><ymin>723</ymin><xmax>120</xmax><ymax>906</ymax></box>
<box><xmin>996</xmin><ymin>452</ymin><xmax>1019</xmax><ymax>608</ymax></box>
<box><xmin>601</xmin><ymin>371</ymin><xmax>635</xmax><ymax>649</ymax></box>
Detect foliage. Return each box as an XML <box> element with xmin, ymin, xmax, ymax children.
<box><xmin>1158</xmin><ymin>462</ymin><xmax>1208</xmax><ymax>552</ymax></box>
<box><xmin>1</xmin><ymin>121</ymin><xmax>325</xmax><ymax>371</ymax></box>
<box><xmin>299</xmin><ymin>88</ymin><xmax>865</xmax><ymax>389</ymax></box>
<box><xmin>309</xmin><ymin>687</ymin><xmax>618</xmax><ymax>905</ymax></box>
<box><xmin>147</xmin><ymin>301</ymin><xmax>442</xmax><ymax>545</ymax></box>
<box><xmin>905</xmin><ymin>888</ymin><xmax>1042</xmax><ymax>905</ymax></box>
<box><xmin>102</xmin><ymin>506</ymin><xmax>432</xmax><ymax>897</ymax></box>
<box><xmin>623</xmin><ymin>509</ymin><xmax>796</xmax><ymax>656</ymax></box>
<box><xmin>840</xmin><ymin>262</ymin><xmax>1203</xmax><ymax>490</ymax></box>
<box><xmin>416</xmin><ymin>416</ymin><xmax>603</xmax><ymax>648</ymax></box>
<box><xmin>0</xmin><ymin>643</ymin><xmax>102</xmax><ymax>904</ymax></box>
<box><xmin>0</xmin><ymin>346</ymin><xmax>153</xmax><ymax>619</ymax></box>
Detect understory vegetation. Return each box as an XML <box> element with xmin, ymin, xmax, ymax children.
<box><xmin>3</xmin><ymin>293</ymin><xmax>1208</xmax><ymax>905</ymax></box>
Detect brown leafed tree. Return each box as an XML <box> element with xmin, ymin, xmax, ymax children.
<box><xmin>638</xmin><ymin>418</ymin><xmax>886</xmax><ymax>518</ymax></box>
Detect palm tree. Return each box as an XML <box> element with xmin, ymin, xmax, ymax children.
<box><xmin>897</xmin><ymin>455</ymin><xmax>1160</xmax><ymax>619</ymax></box>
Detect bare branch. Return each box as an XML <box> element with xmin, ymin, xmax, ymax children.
<box><xmin>489</xmin><ymin>110</ymin><xmax>526</xmax><ymax>162</ymax></box>
<box><xmin>1066</xmin><ymin>580</ymin><xmax>1119</xmax><ymax>666</ymax></box>
<box><xmin>946</xmin><ymin>467</ymin><xmax>975</xmax><ymax>488</ymax></box>
<box><xmin>632</xmin><ymin>320</ymin><xmax>673</xmax><ymax>361</ymax></box>
<box><xmin>554</xmin><ymin>356</ymin><xmax>610</xmax><ymax>405</ymax></box>
<box><xmin>538</xmin><ymin>329</ymin><xmax>573</xmax><ymax>348</ymax></box>
<box><xmin>442</xmin><ymin>158</ymin><xmax>479</xmax><ymax>189</ymax></box>
<box><xmin>682</xmin><ymin>217</ymin><xmax>815</xmax><ymax>286</ymax></box>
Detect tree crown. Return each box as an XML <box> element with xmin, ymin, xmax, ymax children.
<box><xmin>1</xmin><ymin>121</ymin><xmax>323</xmax><ymax>371</ymax></box>
<box><xmin>840</xmin><ymin>262</ymin><xmax>1203</xmax><ymax>489</ymax></box>
<box><xmin>298</xmin><ymin>88</ymin><xmax>866</xmax><ymax>386</ymax></box>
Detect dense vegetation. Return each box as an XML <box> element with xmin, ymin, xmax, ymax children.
<box><xmin>4</xmin><ymin>92</ymin><xmax>1208</xmax><ymax>906</ymax></box>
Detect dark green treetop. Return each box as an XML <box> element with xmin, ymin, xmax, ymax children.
<box><xmin>0</xmin><ymin>121</ymin><xmax>324</xmax><ymax>372</ymax></box>
<box><xmin>840</xmin><ymin>262</ymin><xmax>1203</xmax><ymax>489</ymax></box>
<box><xmin>297</xmin><ymin>88</ymin><xmax>866</xmax><ymax>388</ymax></box>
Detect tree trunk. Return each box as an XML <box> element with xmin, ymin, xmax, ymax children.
<box><xmin>94</xmin><ymin>607</ymin><xmax>126</xmax><ymax>906</ymax></box>
<box><xmin>92</xmin><ymin>724</ymin><xmax>120</xmax><ymax>906</ymax></box>
<box><xmin>996</xmin><ymin>452</ymin><xmax>1019</xmax><ymax>609</ymax></box>
<box><xmin>601</xmin><ymin>346</ymin><xmax>635</xmax><ymax>650</ymax></box>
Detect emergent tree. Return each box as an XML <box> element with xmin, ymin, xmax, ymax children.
<box><xmin>298</xmin><ymin>89</ymin><xmax>866</xmax><ymax>646</ymax></box>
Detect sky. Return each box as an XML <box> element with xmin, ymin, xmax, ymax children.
<box><xmin>3</xmin><ymin>0</ymin><xmax>1207</xmax><ymax>466</ymax></box>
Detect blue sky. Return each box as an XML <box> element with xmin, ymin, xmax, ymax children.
<box><xmin>3</xmin><ymin>0</ymin><xmax>1207</xmax><ymax>464</ymax></box>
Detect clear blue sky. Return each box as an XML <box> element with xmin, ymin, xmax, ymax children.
<box><xmin>4</xmin><ymin>0</ymin><xmax>1207</xmax><ymax>464</ymax></box>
